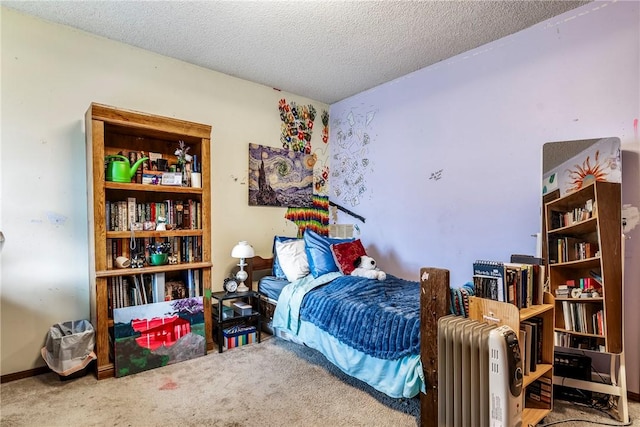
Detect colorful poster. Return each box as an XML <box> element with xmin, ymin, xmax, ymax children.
<box><xmin>248</xmin><ymin>143</ymin><xmax>314</xmax><ymax>207</ymax></box>
<box><xmin>113</xmin><ymin>297</ymin><xmax>205</xmax><ymax>377</ymax></box>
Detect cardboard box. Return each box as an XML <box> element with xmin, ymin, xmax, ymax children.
<box><xmin>222</xmin><ymin>325</ymin><xmax>257</xmax><ymax>350</ymax></box>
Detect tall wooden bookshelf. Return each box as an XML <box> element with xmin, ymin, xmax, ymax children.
<box><xmin>544</xmin><ymin>180</ymin><xmax>628</xmax><ymax>422</ymax></box>
<box><xmin>85</xmin><ymin>103</ymin><xmax>213</xmax><ymax>379</ymax></box>
<box><xmin>469</xmin><ymin>293</ymin><xmax>555</xmax><ymax>426</ymax></box>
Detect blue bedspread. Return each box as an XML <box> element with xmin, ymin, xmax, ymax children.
<box><xmin>299</xmin><ymin>274</ymin><xmax>420</xmax><ymax>360</ymax></box>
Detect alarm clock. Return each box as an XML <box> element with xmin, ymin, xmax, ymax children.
<box><xmin>223</xmin><ymin>277</ymin><xmax>238</xmax><ymax>293</ymax></box>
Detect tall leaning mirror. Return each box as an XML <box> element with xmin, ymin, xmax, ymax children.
<box><xmin>541</xmin><ymin>137</ymin><xmax>622</xmax><ymax>262</ymax></box>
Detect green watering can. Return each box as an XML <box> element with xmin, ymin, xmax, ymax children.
<box><xmin>105</xmin><ymin>155</ymin><xmax>149</xmax><ymax>183</ymax></box>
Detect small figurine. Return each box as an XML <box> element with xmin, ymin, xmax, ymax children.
<box><xmin>156</xmin><ymin>216</ymin><xmax>167</xmax><ymax>231</ymax></box>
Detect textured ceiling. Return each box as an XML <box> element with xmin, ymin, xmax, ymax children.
<box><xmin>3</xmin><ymin>0</ymin><xmax>591</xmax><ymax>104</ymax></box>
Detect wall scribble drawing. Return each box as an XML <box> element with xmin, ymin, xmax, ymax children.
<box><xmin>429</xmin><ymin>169</ymin><xmax>443</xmax><ymax>181</ymax></box>
<box><xmin>331</xmin><ymin>107</ymin><xmax>378</xmax><ymax>207</ymax></box>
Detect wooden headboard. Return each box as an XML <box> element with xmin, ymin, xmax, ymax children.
<box><xmin>420</xmin><ymin>268</ymin><xmax>451</xmax><ymax>427</ymax></box>
<box><xmin>246</xmin><ymin>255</ymin><xmax>274</xmax><ymax>291</ymax></box>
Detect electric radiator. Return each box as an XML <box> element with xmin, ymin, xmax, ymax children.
<box><xmin>437</xmin><ymin>315</ymin><xmax>524</xmax><ymax>427</ymax></box>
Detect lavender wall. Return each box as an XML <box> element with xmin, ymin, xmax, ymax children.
<box><xmin>330</xmin><ymin>1</ymin><xmax>639</xmax><ymax>394</ymax></box>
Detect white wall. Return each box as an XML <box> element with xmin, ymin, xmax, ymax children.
<box><xmin>0</xmin><ymin>8</ymin><xmax>328</xmax><ymax>375</ymax></box>
<box><xmin>330</xmin><ymin>1</ymin><xmax>640</xmax><ymax>394</ymax></box>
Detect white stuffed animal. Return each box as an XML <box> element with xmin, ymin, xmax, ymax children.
<box><xmin>351</xmin><ymin>255</ymin><xmax>387</xmax><ymax>281</ymax></box>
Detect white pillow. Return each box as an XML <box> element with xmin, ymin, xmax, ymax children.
<box><xmin>275</xmin><ymin>239</ymin><xmax>310</xmax><ymax>282</ymax></box>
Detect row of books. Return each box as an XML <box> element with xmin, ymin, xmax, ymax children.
<box><xmin>551</xmin><ymin>236</ymin><xmax>598</xmax><ymax>264</ymax></box>
<box><xmin>548</xmin><ymin>198</ymin><xmax>595</xmax><ymax>229</ymax></box>
<box><xmin>526</xmin><ymin>377</ymin><xmax>552</xmax><ymax>404</ymax></box>
<box><xmin>561</xmin><ymin>301</ymin><xmax>604</xmax><ymax>335</ymax></box>
<box><xmin>556</xmin><ymin>278</ymin><xmax>601</xmax><ymax>294</ymax></box>
<box><xmin>107</xmin><ymin>270</ymin><xmax>203</xmax><ymax>314</ymax></box>
<box><xmin>472</xmin><ymin>256</ymin><xmax>546</xmax><ymax>309</ymax></box>
<box><xmin>107</xmin><ymin>236</ymin><xmax>203</xmax><ymax>269</ymax></box>
<box><xmin>554</xmin><ymin>332</ymin><xmax>606</xmax><ymax>352</ymax></box>
<box><xmin>519</xmin><ymin>316</ymin><xmax>543</xmax><ymax>375</ymax></box>
<box><xmin>106</xmin><ymin>198</ymin><xmax>202</xmax><ymax>231</ymax></box>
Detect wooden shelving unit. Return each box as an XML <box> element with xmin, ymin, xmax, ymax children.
<box><xmin>85</xmin><ymin>103</ymin><xmax>213</xmax><ymax>379</ymax></box>
<box><xmin>544</xmin><ymin>180</ymin><xmax>628</xmax><ymax>423</ymax></box>
<box><xmin>469</xmin><ymin>293</ymin><xmax>555</xmax><ymax>426</ymax></box>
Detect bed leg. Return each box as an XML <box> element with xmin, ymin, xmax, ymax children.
<box><xmin>420</xmin><ymin>268</ymin><xmax>450</xmax><ymax>427</ymax></box>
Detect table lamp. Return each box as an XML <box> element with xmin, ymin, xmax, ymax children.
<box><xmin>231</xmin><ymin>241</ymin><xmax>255</xmax><ymax>292</ymax></box>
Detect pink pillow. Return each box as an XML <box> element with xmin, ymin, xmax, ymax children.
<box><xmin>330</xmin><ymin>239</ymin><xmax>366</xmax><ymax>275</ymax></box>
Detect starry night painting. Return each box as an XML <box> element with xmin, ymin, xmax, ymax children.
<box><xmin>249</xmin><ymin>143</ymin><xmax>314</xmax><ymax>207</ymax></box>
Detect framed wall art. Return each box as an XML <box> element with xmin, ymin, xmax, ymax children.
<box><xmin>248</xmin><ymin>143</ymin><xmax>314</xmax><ymax>207</ymax></box>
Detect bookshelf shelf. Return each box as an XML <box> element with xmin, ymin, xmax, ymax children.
<box><xmin>106</xmin><ymin>229</ymin><xmax>205</xmax><ymax>239</ymax></box>
<box><xmin>551</xmin><ymin>257</ymin><xmax>600</xmax><ymax>269</ymax></box>
<box><xmin>106</xmin><ymin>181</ymin><xmax>203</xmax><ymax>194</ymax></box>
<box><xmin>545</xmin><ymin>181</ymin><xmax>622</xmax><ymax>353</ymax></box>
<box><xmin>547</xmin><ymin>216</ymin><xmax>597</xmax><ymax>235</ymax></box>
<box><xmin>96</xmin><ymin>261</ymin><xmax>213</xmax><ymax>278</ymax></box>
<box><xmin>553</xmin><ymin>328</ymin><xmax>604</xmax><ymax>338</ymax></box>
<box><xmin>85</xmin><ymin>103</ymin><xmax>213</xmax><ymax>379</ymax></box>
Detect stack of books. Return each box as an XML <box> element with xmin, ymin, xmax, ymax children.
<box><xmin>527</xmin><ymin>377</ymin><xmax>552</xmax><ymax>404</ymax></box>
<box><xmin>555</xmin><ymin>284</ymin><xmax>573</xmax><ymax>298</ymax></box>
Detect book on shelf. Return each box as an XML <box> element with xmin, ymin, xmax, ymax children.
<box><xmin>181</xmin><ymin>269</ymin><xmax>200</xmax><ymax>298</ymax></box>
<box><xmin>505</xmin><ymin>262</ymin><xmax>532</xmax><ymax>308</ymax></box>
<box><xmin>472</xmin><ymin>260</ymin><xmax>505</xmax><ymax>302</ymax></box>
<box><xmin>127</xmin><ymin>197</ymin><xmax>136</xmax><ymax>230</ymax></box>
<box><xmin>589</xmin><ymin>270</ymin><xmax>603</xmax><ymax>286</ymax></box>
<box><xmin>510</xmin><ymin>254</ymin><xmax>543</xmax><ymax>265</ymax></box>
<box><xmin>132</xmin><ymin>275</ymin><xmax>143</xmax><ymax>305</ymax></box>
<box><xmin>554</xmin><ymin>331</ymin><xmax>605</xmax><ymax>351</ymax></box>
<box><xmin>505</xmin><ymin>257</ymin><xmax>546</xmax><ymax>308</ymax></box>
<box><xmin>106</xmin><ymin>198</ymin><xmax>202</xmax><ymax>230</ymax></box>
<box><xmin>531</xmin><ymin>317</ymin><xmax>544</xmax><ymax>365</ymax></box>
<box><xmin>519</xmin><ymin>324</ymin><xmax>532</xmax><ymax>375</ymax></box>
<box><xmin>527</xmin><ymin>377</ymin><xmax>552</xmax><ymax>403</ymax></box>
<box><xmin>552</xmin><ymin>199</ymin><xmax>595</xmax><ymax>228</ymax></box>
<box><xmin>559</xmin><ymin>301</ymin><xmax>601</xmax><ymax>334</ymax></box>
<box><xmin>152</xmin><ymin>272</ymin><xmax>165</xmax><ymax>303</ymax></box>
<box><xmin>521</xmin><ymin>320</ymin><xmax>538</xmax><ymax>373</ymax></box>
<box><xmin>555</xmin><ymin>284</ymin><xmax>573</xmax><ymax>298</ymax></box>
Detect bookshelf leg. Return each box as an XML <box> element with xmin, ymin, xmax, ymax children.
<box><xmin>613</xmin><ymin>351</ymin><xmax>629</xmax><ymax>424</ymax></box>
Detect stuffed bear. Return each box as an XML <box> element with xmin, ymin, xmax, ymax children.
<box><xmin>351</xmin><ymin>255</ymin><xmax>387</xmax><ymax>281</ymax></box>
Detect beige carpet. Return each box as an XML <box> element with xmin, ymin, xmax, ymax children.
<box><xmin>0</xmin><ymin>337</ymin><xmax>418</xmax><ymax>427</ymax></box>
<box><xmin>1</xmin><ymin>336</ymin><xmax>638</xmax><ymax>426</ymax></box>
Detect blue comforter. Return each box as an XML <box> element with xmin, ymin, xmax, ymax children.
<box><xmin>299</xmin><ymin>274</ymin><xmax>420</xmax><ymax>360</ymax></box>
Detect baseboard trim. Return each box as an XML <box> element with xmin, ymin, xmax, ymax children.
<box><xmin>629</xmin><ymin>390</ymin><xmax>640</xmax><ymax>402</ymax></box>
<box><xmin>1</xmin><ymin>366</ymin><xmax>50</xmax><ymax>383</ymax></box>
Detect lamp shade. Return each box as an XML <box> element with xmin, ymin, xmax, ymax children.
<box><xmin>231</xmin><ymin>241</ymin><xmax>255</xmax><ymax>259</ymax></box>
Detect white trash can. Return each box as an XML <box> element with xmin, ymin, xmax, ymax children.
<box><xmin>41</xmin><ymin>320</ymin><xmax>97</xmax><ymax>380</ymax></box>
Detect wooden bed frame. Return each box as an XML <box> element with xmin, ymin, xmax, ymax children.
<box><xmin>246</xmin><ymin>256</ymin><xmax>449</xmax><ymax>427</ymax></box>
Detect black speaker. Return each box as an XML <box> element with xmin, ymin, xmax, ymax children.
<box><xmin>553</xmin><ymin>352</ymin><xmax>592</xmax><ymax>402</ymax></box>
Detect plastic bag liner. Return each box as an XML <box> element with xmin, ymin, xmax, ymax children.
<box><xmin>41</xmin><ymin>320</ymin><xmax>97</xmax><ymax>377</ymax></box>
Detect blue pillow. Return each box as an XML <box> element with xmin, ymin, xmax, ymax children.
<box><xmin>272</xmin><ymin>236</ymin><xmax>299</xmax><ymax>279</ymax></box>
<box><xmin>303</xmin><ymin>229</ymin><xmax>354</xmax><ymax>278</ymax></box>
